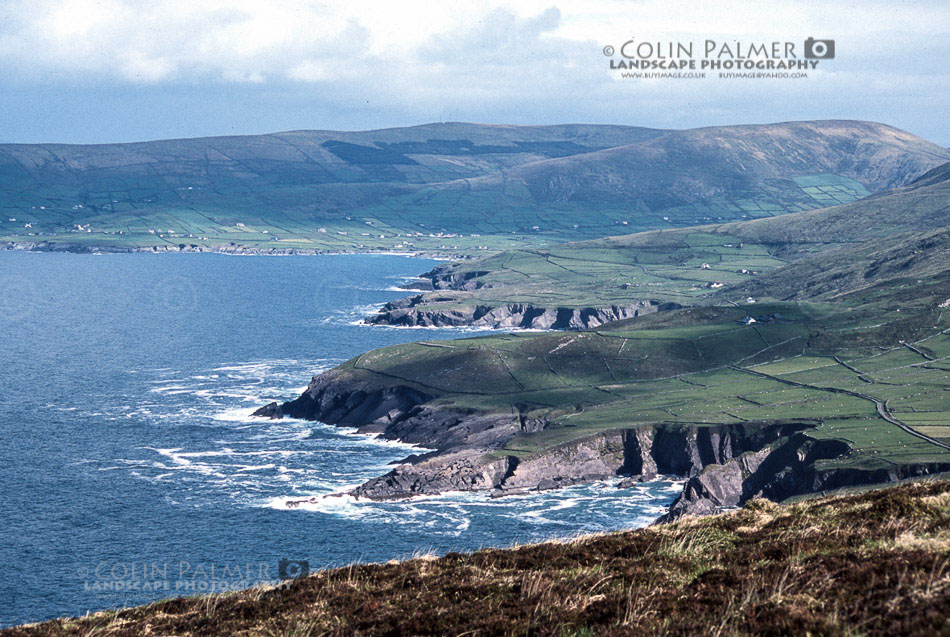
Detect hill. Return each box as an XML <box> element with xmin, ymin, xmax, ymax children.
<box><xmin>368</xmin><ymin>160</ymin><xmax>950</xmax><ymax>328</ymax></box>
<box><xmin>425</xmin><ymin>119</ymin><xmax>946</xmax><ymax>220</ymax></box>
<box><xmin>1</xmin><ymin>120</ymin><xmax>946</xmax><ymax>254</ymax></box>
<box><xmin>734</xmin><ymin>228</ymin><xmax>949</xmax><ymax>302</ymax></box>
<box><xmin>253</xmin><ymin>155</ymin><xmax>950</xmax><ymax>511</ymax></box>
<box><xmin>249</xmin><ymin>147</ymin><xmax>950</xmax><ymax>513</ymax></box>
<box><xmin>257</xmin><ymin>279</ymin><xmax>950</xmax><ymax>512</ymax></box>
<box><xmin>9</xmin><ymin>479</ymin><xmax>949</xmax><ymax>635</ymax></box>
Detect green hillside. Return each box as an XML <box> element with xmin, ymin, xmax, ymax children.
<box><xmin>340</xmin><ymin>287</ymin><xmax>950</xmax><ymax>469</ymax></box>
<box><xmin>280</xmin><ymin>164</ymin><xmax>950</xmax><ymax>492</ymax></box>
<box><xmin>378</xmin><ymin>161</ymin><xmax>950</xmax><ymax>317</ymax></box>
<box><xmin>1</xmin><ymin>120</ymin><xmax>946</xmax><ymax>254</ymax></box>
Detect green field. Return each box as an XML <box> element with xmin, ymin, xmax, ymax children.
<box><xmin>381</xmin><ymin>165</ymin><xmax>950</xmax><ymax>315</ymax></box>
<box><xmin>0</xmin><ymin>174</ymin><xmax>880</xmax><ymax>255</ymax></box>
<box><xmin>332</xmin><ymin>296</ymin><xmax>950</xmax><ymax>471</ymax></box>
<box><xmin>395</xmin><ymin>231</ymin><xmax>787</xmax><ymax>310</ymax></box>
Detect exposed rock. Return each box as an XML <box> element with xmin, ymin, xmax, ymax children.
<box><xmin>619</xmin><ymin>428</ymin><xmax>658</xmax><ymax>480</ymax></box>
<box><xmin>367</xmin><ymin>299</ymin><xmax>678</xmax><ymax>330</ymax></box>
<box><xmin>421</xmin><ymin>266</ymin><xmax>491</xmax><ymax>291</ymax></box>
<box><xmin>255</xmin><ymin>369</ymin><xmax>950</xmax><ymax>520</ymax></box>
<box><xmin>661</xmin><ymin>447</ymin><xmax>774</xmax><ymax>520</ymax></box>
<box><xmin>339</xmin><ymin>422</ymin><xmax>825</xmax><ymax>501</ymax></box>
<box><xmin>658</xmin><ymin>434</ymin><xmax>950</xmax><ymax>522</ymax></box>
<box><xmin>351</xmin><ymin>450</ymin><xmax>516</xmax><ymax>500</ymax></box>
<box><xmin>496</xmin><ymin>431</ymin><xmax>627</xmax><ymax>492</ymax></box>
<box><xmin>252</xmin><ymin>369</ymin><xmax>435</xmax><ymax>429</ymax></box>
<box><xmin>252</xmin><ymin>369</ymin><xmax>519</xmax><ymax>450</ymax></box>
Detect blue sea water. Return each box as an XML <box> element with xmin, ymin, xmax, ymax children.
<box><xmin>0</xmin><ymin>252</ymin><xmax>678</xmax><ymax>627</ymax></box>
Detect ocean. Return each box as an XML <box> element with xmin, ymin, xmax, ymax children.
<box><xmin>0</xmin><ymin>251</ymin><xmax>677</xmax><ymax>627</ymax></box>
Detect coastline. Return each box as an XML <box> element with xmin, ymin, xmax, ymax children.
<box><xmin>0</xmin><ymin>240</ymin><xmax>466</xmax><ymax>261</ymax></box>
<box><xmin>253</xmin><ymin>370</ymin><xmax>950</xmax><ymax>521</ymax></box>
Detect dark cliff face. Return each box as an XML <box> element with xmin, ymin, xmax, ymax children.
<box><xmin>346</xmin><ymin>422</ymin><xmax>845</xmax><ymax>502</ymax></box>
<box><xmin>252</xmin><ymin>369</ymin><xmax>519</xmax><ymax>450</ymax></box>
<box><xmin>658</xmin><ymin>435</ymin><xmax>950</xmax><ymax>521</ymax></box>
<box><xmin>658</xmin><ymin>434</ymin><xmax>849</xmax><ymax>521</ymax></box>
<box><xmin>254</xmin><ymin>369</ymin><xmax>435</xmax><ymax>428</ymax></box>
<box><xmin>423</xmin><ymin>267</ymin><xmax>490</xmax><ymax>291</ymax></box>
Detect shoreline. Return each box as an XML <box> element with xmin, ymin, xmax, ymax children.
<box><xmin>252</xmin><ymin>358</ymin><xmax>950</xmax><ymax>519</ymax></box>
<box><xmin>0</xmin><ymin>240</ymin><xmax>466</xmax><ymax>261</ymax></box>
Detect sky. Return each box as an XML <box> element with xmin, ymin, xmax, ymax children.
<box><xmin>0</xmin><ymin>0</ymin><xmax>947</xmax><ymax>145</ymax></box>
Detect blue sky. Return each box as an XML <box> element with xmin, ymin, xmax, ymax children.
<box><xmin>0</xmin><ymin>0</ymin><xmax>947</xmax><ymax>145</ymax></box>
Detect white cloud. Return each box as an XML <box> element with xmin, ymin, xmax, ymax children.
<box><xmin>2</xmin><ymin>0</ymin><xmax>946</xmax><ymax>88</ymax></box>
<box><xmin>1</xmin><ymin>0</ymin><xmax>375</xmax><ymax>83</ymax></box>
<box><xmin>0</xmin><ymin>0</ymin><xmax>946</xmax><ymax>143</ymax></box>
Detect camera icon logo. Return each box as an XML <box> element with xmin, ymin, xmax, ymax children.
<box><xmin>278</xmin><ymin>558</ymin><xmax>310</xmax><ymax>580</ymax></box>
<box><xmin>804</xmin><ymin>37</ymin><xmax>835</xmax><ymax>59</ymax></box>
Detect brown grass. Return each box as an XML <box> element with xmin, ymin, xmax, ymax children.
<box><xmin>6</xmin><ymin>480</ymin><xmax>950</xmax><ymax>636</ymax></box>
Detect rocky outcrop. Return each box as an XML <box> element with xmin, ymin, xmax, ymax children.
<box><xmin>352</xmin><ymin>450</ymin><xmax>517</xmax><ymax>499</ymax></box>
<box><xmin>253</xmin><ymin>369</ymin><xmax>520</xmax><ymax>451</ymax></box>
<box><xmin>341</xmin><ymin>421</ymin><xmax>828</xmax><ymax>501</ymax></box>
<box><xmin>658</xmin><ymin>434</ymin><xmax>950</xmax><ymax>521</ymax></box>
<box><xmin>416</xmin><ymin>266</ymin><xmax>490</xmax><ymax>291</ymax></box>
<box><xmin>367</xmin><ymin>298</ymin><xmax>676</xmax><ymax>330</ymax></box>
<box><xmin>368</xmin><ymin>258</ymin><xmax>682</xmax><ymax>330</ymax></box>
<box><xmin>495</xmin><ymin>431</ymin><xmax>628</xmax><ymax>494</ymax></box>
<box><xmin>254</xmin><ymin>369</ymin><xmax>435</xmax><ymax>429</ymax></box>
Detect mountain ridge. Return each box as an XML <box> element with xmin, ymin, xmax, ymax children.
<box><xmin>2</xmin><ymin>119</ymin><xmax>946</xmax><ymax>254</ymax></box>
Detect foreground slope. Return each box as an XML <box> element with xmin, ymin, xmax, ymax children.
<box><xmin>10</xmin><ymin>479</ymin><xmax>950</xmax><ymax>635</ymax></box>
<box><xmin>370</xmin><ymin>160</ymin><xmax>950</xmax><ymax>327</ymax></box>
<box><xmin>1</xmin><ymin>120</ymin><xmax>946</xmax><ymax>254</ymax></box>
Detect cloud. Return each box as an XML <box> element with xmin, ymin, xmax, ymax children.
<box><xmin>0</xmin><ymin>0</ymin><xmax>946</xmax><ymax>144</ymax></box>
<box><xmin>0</xmin><ymin>0</ymin><xmax>376</xmax><ymax>83</ymax></box>
<box><xmin>2</xmin><ymin>0</ymin><xmax>946</xmax><ymax>89</ymax></box>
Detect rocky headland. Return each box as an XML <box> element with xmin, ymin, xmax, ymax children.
<box><xmin>253</xmin><ymin>368</ymin><xmax>950</xmax><ymax>521</ymax></box>
<box><xmin>364</xmin><ymin>263</ymin><xmax>682</xmax><ymax>329</ymax></box>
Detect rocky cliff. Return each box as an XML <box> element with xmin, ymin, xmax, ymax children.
<box><xmin>367</xmin><ymin>259</ymin><xmax>683</xmax><ymax>329</ymax></box>
<box><xmin>366</xmin><ymin>295</ymin><xmax>674</xmax><ymax>329</ymax></box>
<box><xmin>254</xmin><ymin>370</ymin><xmax>950</xmax><ymax>518</ymax></box>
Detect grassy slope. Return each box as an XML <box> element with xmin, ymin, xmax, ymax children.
<box><xmin>1</xmin><ymin>121</ymin><xmax>946</xmax><ymax>254</ymax></box>
<box><xmin>300</xmin><ymin>166</ymin><xmax>950</xmax><ymax>489</ymax></box>
<box><xmin>341</xmin><ymin>282</ymin><xmax>950</xmax><ymax>470</ymax></box>
<box><xmin>11</xmin><ymin>479</ymin><xmax>950</xmax><ymax>635</ymax></box>
<box><xmin>397</xmin><ymin>164</ymin><xmax>950</xmax><ymax>310</ymax></box>
<box><xmin>0</xmin><ymin>123</ymin><xmax>660</xmax><ymax>253</ymax></box>
<box><xmin>736</xmin><ymin>228</ymin><xmax>950</xmax><ymax>302</ymax></box>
